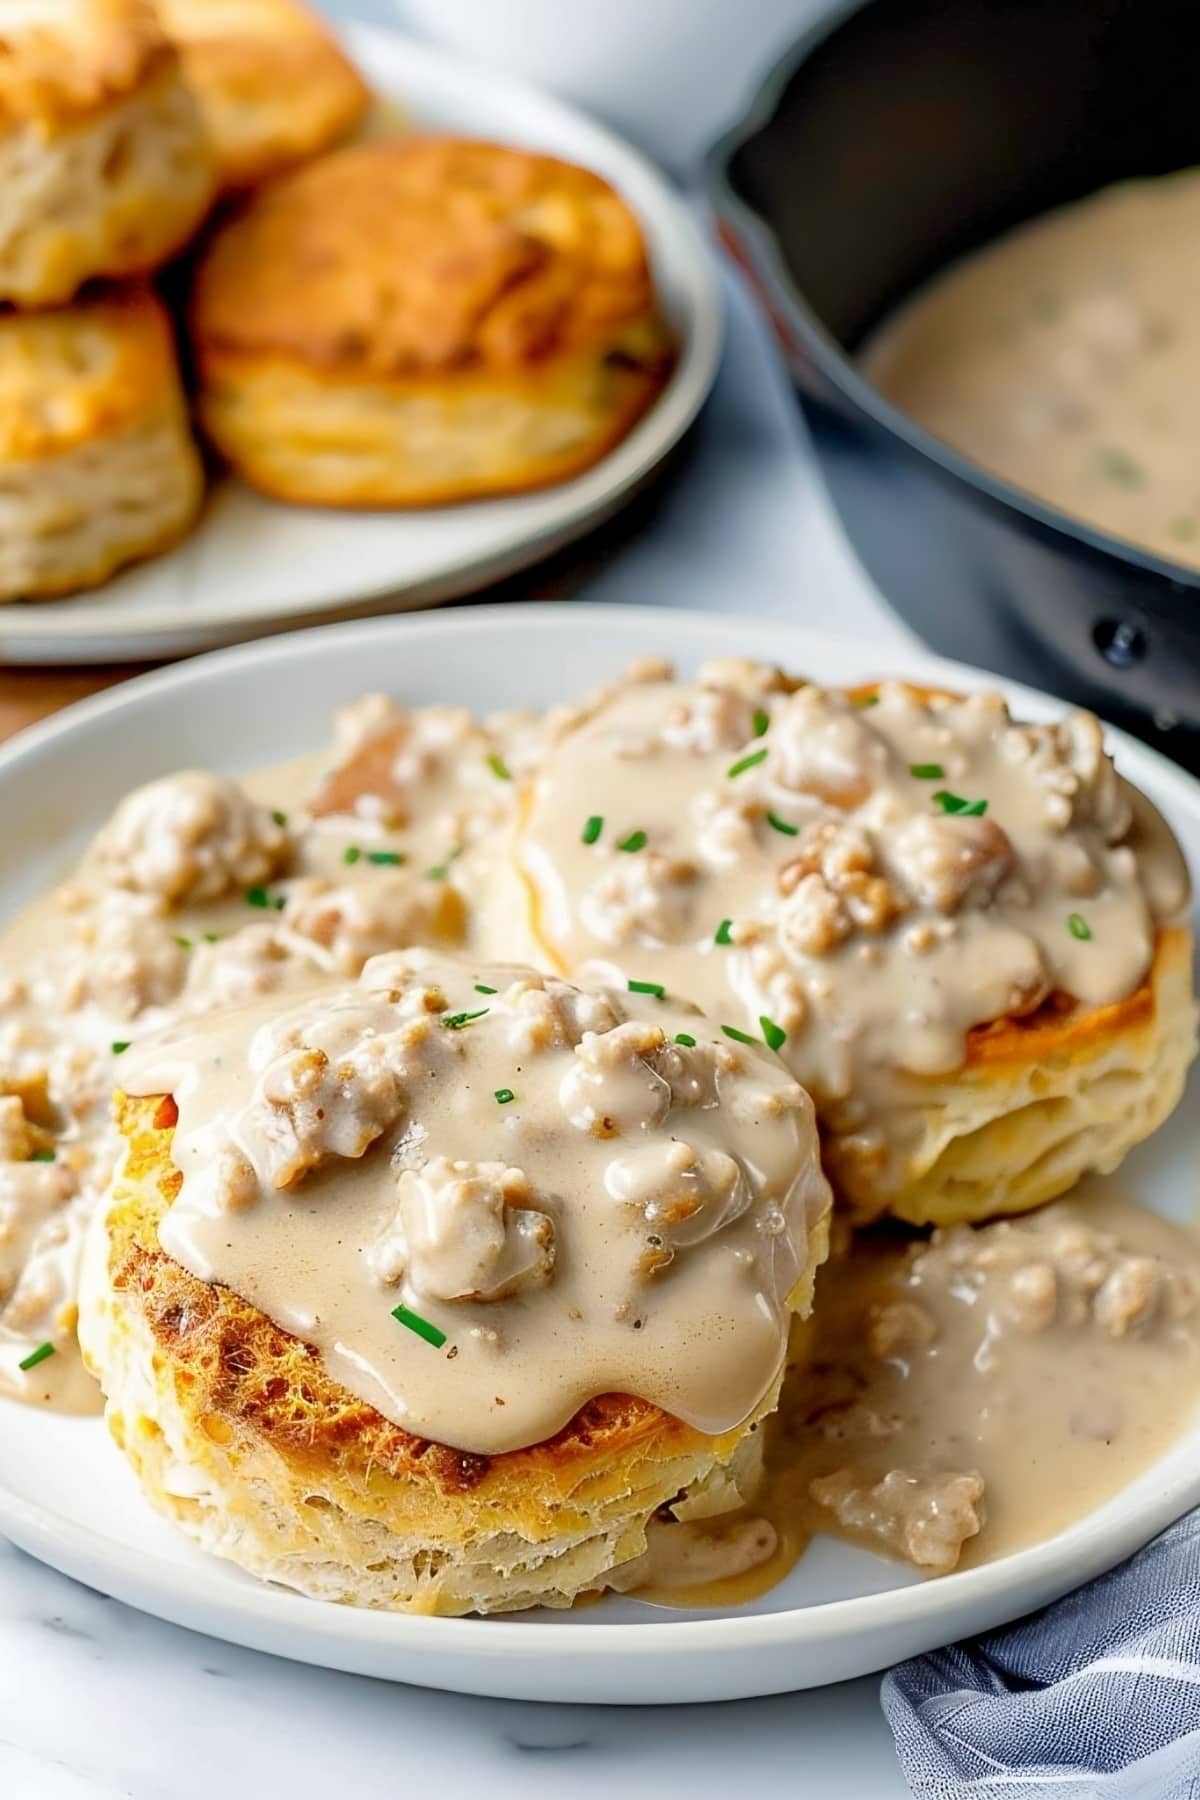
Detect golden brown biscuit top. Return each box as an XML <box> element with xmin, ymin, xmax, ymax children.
<box><xmin>0</xmin><ymin>0</ymin><xmax>172</xmax><ymax>130</ymax></box>
<box><xmin>191</xmin><ymin>136</ymin><xmax>660</xmax><ymax>375</ymax></box>
<box><xmin>0</xmin><ymin>286</ymin><xmax>180</xmax><ymax>461</ymax></box>
<box><xmin>152</xmin><ymin>0</ymin><xmax>368</xmax><ymax>187</ymax></box>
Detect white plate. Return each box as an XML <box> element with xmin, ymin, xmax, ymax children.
<box><xmin>1</xmin><ymin>604</ymin><xmax>1198</xmax><ymax>1705</ymax></box>
<box><xmin>0</xmin><ymin>31</ymin><xmax>721</xmax><ymax>667</ymax></box>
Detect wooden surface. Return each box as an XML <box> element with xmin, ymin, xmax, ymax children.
<box><xmin>0</xmin><ymin>667</ymin><xmax>144</xmax><ymax>745</ymax></box>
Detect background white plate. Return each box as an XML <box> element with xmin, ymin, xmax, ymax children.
<box><xmin>1</xmin><ymin>604</ymin><xmax>1197</xmax><ymax>1705</ymax></box>
<box><xmin>0</xmin><ymin>31</ymin><xmax>721</xmax><ymax>667</ymax></box>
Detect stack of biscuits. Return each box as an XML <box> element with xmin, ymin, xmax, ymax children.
<box><xmin>0</xmin><ymin>1</ymin><xmax>675</xmax><ymax>605</ymax></box>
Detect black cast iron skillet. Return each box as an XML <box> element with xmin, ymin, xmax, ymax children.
<box><xmin>707</xmin><ymin>0</ymin><xmax>1200</xmax><ymax>761</ymax></box>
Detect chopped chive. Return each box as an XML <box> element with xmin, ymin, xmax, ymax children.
<box><xmin>245</xmin><ymin>886</ymin><xmax>285</xmax><ymax>909</ymax></box>
<box><xmin>933</xmin><ymin>790</ymin><xmax>988</xmax><ymax>817</ymax></box>
<box><xmin>486</xmin><ymin>751</ymin><xmax>512</xmax><ymax>781</ymax></box>
<box><xmin>722</xmin><ymin>1023</ymin><xmax>757</xmax><ymax>1047</ymax></box>
<box><xmin>628</xmin><ymin>979</ymin><xmax>666</xmax><ymax>1000</ymax></box>
<box><xmin>1095</xmin><ymin>446</ymin><xmax>1144</xmax><ymax>489</ymax></box>
<box><xmin>425</xmin><ymin>845</ymin><xmax>463</xmax><ymax>880</ymax></box>
<box><xmin>474</xmin><ymin>983</ymin><xmax>497</xmax><ymax>995</ymax></box>
<box><xmin>752</xmin><ymin>707</ymin><xmax>770</xmax><ymax>738</ymax></box>
<box><xmin>367</xmin><ymin>850</ymin><xmax>405</xmax><ymax>866</ymax></box>
<box><xmin>391</xmin><ymin>1304</ymin><xmax>447</xmax><ymax>1350</ymax></box>
<box><xmin>909</xmin><ymin>763</ymin><xmax>945</xmax><ymax>780</ymax></box>
<box><xmin>673</xmin><ymin>1032</ymin><xmax>697</xmax><ymax>1048</ymax></box>
<box><xmin>715</xmin><ymin>918</ymin><xmax>734</xmax><ymax>946</ymax></box>
<box><xmin>202</xmin><ymin>931</ymin><xmax>223</xmax><ymax>943</ymax></box>
<box><xmin>443</xmin><ymin>1008</ymin><xmax>489</xmax><ymax>1030</ymax></box>
<box><xmin>853</xmin><ymin>694</ymin><xmax>879</xmax><ymax>708</ymax></box>
<box><xmin>727</xmin><ymin>747</ymin><xmax>768</xmax><ymax>779</ymax></box>
<box><xmin>111</xmin><ymin>1041</ymin><xmax>130</xmax><ymax>1055</ymax></box>
<box><xmin>173</xmin><ymin>935</ymin><xmax>193</xmax><ymax>951</ymax></box>
<box><xmin>494</xmin><ymin>1087</ymin><xmax>515</xmax><ymax>1105</ymax></box>
<box><xmin>760</xmin><ymin>1014</ymin><xmax>787</xmax><ymax>1053</ymax></box>
<box><xmin>617</xmin><ymin>829</ymin><xmax>648</xmax><ymax>853</ymax></box>
<box><xmin>18</xmin><ymin>1341</ymin><xmax>55</xmax><ymax>1372</ymax></box>
<box><xmin>766</xmin><ymin>810</ymin><xmax>798</xmax><ymax>837</ymax></box>
<box><xmin>1067</xmin><ymin>912</ymin><xmax>1092</xmax><ymax>941</ymax></box>
<box><xmin>28</xmin><ymin>1150</ymin><xmax>55</xmax><ymax>1163</ymax></box>
<box><xmin>272</xmin><ymin>809</ymin><xmax>288</xmax><ymax>827</ymax></box>
<box><xmin>582</xmin><ymin>814</ymin><xmax>604</xmax><ymax>845</ymax></box>
<box><xmin>343</xmin><ymin>845</ymin><xmax>362</xmax><ymax>864</ymax></box>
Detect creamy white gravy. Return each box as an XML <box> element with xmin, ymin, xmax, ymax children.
<box><xmin>864</xmin><ymin>170</ymin><xmax>1200</xmax><ymax>567</ymax></box>
<box><xmin>628</xmin><ymin>1182</ymin><xmax>1200</xmax><ymax>1605</ymax></box>
<box><xmin>1</xmin><ymin>665</ymin><xmax>1197</xmax><ymax>1597</ymax></box>
<box><xmin>124</xmin><ymin>953</ymin><xmax>830</xmax><ymax>1456</ymax></box>
<box><xmin>0</xmin><ymin>693</ymin><xmax>530</xmax><ymax>1405</ymax></box>
<box><xmin>515</xmin><ymin>661</ymin><xmax>1189</xmax><ymax>1206</ymax></box>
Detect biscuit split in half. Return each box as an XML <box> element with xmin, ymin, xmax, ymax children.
<box><xmin>190</xmin><ymin>136</ymin><xmax>677</xmax><ymax>506</ymax></box>
<box><xmin>0</xmin><ymin>0</ymin><xmax>216</xmax><ymax>307</ymax></box>
<box><xmin>0</xmin><ymin>286</ymin><xmax>203</xmax><ymax>602</ymax></box>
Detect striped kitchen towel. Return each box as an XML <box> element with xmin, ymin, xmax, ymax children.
<box><xmin>883</xmin><ymin>1508</ymin><xmax>1200</xmax><ymax>1797</ymax></box>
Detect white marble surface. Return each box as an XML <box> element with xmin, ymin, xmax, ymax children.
<box><xmin>0</xmin><ymin>256</ymin><xmax>916</xmax><ymax>1799</ymax></box>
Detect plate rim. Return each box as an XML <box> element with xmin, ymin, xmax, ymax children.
<box><xmin>2</xmin><ymin>600</ymin><xmax>1198</xmax><ymax>1678</ymax></box>
<box><xmin>0</xmin><ymin>26</ymin><xmax>723</xmax><ymax>660</ymax></box>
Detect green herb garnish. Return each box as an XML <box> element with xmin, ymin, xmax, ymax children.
<box><xmin>760</xmin><ymin>1015</ymin><xmax>787</xmax><ymax>1053</ymax></box>
<box><xmin>727</xmin><ymin>747</ymin><xmax>768</xmax><ymax>779</ymax></box>
<box><xmin>18</xmin><ymin>1342</ymin><xmax>55</xmax><ymax>1372</ymax></box>
<box><xmin>1095</xmin><ymin>446</ymin><xmax>1144</xmax><ymax>489</ymax></box>
<box><xmin>272</xmin><ymin>810</ymin><xmax>288</xmax><ymax>827</ymax></box>
<box><xmin>28</xmin><ymin>1150</ymin><xmax>55</xmax><ymax>1163</ymax></box>
<box><xmin>909</xmin><ymin>763</ymin><xmax>945</xmax><ymax>780</ymax></box>
<box><xmin>367</xmin><ymin>850</ymin><xmax>406</xmax><ymax>866</ymax></box>
<box><xmin>1067</xmin><ymin>913</ymin><xmax>1092</xmax><ymax>941</ymax></box>
<box><xmin>853</xmin><ymin>694</ymin><xmax>880</xmax><ymax>708</ymax></box>
<box><xmin>752</xmin><ymin>707</ymin><xmax>770</xmax><ymax>738</ymax></box>
<box><xmin>766</xmin><ymin>811</ymin><xmax>798</xmax><ymax>837</ymax></box>
<box><xmin>617</xmin><ymin>829</ymin><xmax>648</xmax><ymax>853</ymax></box>
<box><xmin>494</xmin><ymin>1088</ymin><xmax>515</xmax><ymax>1105</ymax></box>
<box><xmin>245</xmin><ymin>886</ymin><xmax>285</xmax><ymax>909</ymax></box>
<box><xmin>628</xmin><ymin>979</ymin><xmax>666</xmax><ymax>1000</ymax></box>
<box><xmin>391</xmin><ymin>1304</ymin><xmax>447</xmax><ymax>1350</ymax></box>
<box><xmin>174</xmin><ymin>935</ymin><xmax>193</xmax><ymax>950</ymax></box>
<box><xmin>474</xmin><ymin>983</ymin><xmax>497</xmax><ymax>995</ymax></box>
<box><xmin>721</xmin><ymin>1024</ymin><xmax>757</xmax><ymax>1047</ymax></box>
<box><xmin>426</xmin><ymin>846</ymin><xmax>463</xmax><ymax>880</ymax></box>
<box><xmin>343</xmin><ymin>845</ymin><xmax>362</xmax><ymax>865</ymax></box>
<box><xmin>203</xmin><ymin>932</ymin><xmax>223</xmax><ymax>943</ymax></box>
<box><xmin>486</xmin><ymin>752</ymin><xmax>512</xmax><ymax>781</ymax></box>
<box><xmin>673</xmin><ymin>1032</ymin><xmax>697</xmax><ymax>1048</ymax></box>
<box><xmin>582</xmin><ymin>814</ymin><xmax>604</xmax><ymax>845</ymax></box>
<box><xmin>111</xmin><ymin>1041</ymin><xmax>130</xmax><ymax>1055</ymax></box>
<box><xmin>715</xmin><ymin>918</ymin><xmax>734</xmax><ymax>946</ymax></box>
<box><xmin>443</xmin><ymin>1008</ymin><xmax>489</xmax><ymax>1031</ymax></box>
<box><xmin>933</xmin><ymin>790</ymin><xmax>988</xmax><ymax>817</ymax></box>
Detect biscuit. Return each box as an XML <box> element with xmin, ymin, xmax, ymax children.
<box><xmin>839</xmin><ymin>923</ymin><xmax>1197</xmax><ymax>1227</ymax></box>
<box><xmin>189</xmin><ymin>137</ymin><xmax>676</xmax><ymax>506</ymax></box>
<box><xmin>0</xmin><ymin>287</ymin><xmax>204</xmax><ymax>602</ymax></box>
<box><xmin>153</xmin><ymin>0</ymin><xmax>369</xmax><ymax>190</ymax></box>
<box><xmin>79</xmin><ymin>953</ymin><xmax>831</xmax><ymax>1615</ymax></box>
<box><xmin>0</xmin><ymin>0</ymin><xmax>216</xmax><ymax>306</ymax></box>
<box><xmin>511</xmin><ymin>662</ymin><xmax>1197</xmax><ymax>1226</ymax></box>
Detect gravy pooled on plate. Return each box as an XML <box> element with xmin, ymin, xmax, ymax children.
<box><xmin>865</xmin><ymin>170</ymin><xmax>1200</xmax><ymax>567</ymax></box>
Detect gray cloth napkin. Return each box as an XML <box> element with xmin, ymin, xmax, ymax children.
<box><xmin>883</xmin><ymin>1509</ymin><xmax>1200</xmax><ymax>1797</ymax></box>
